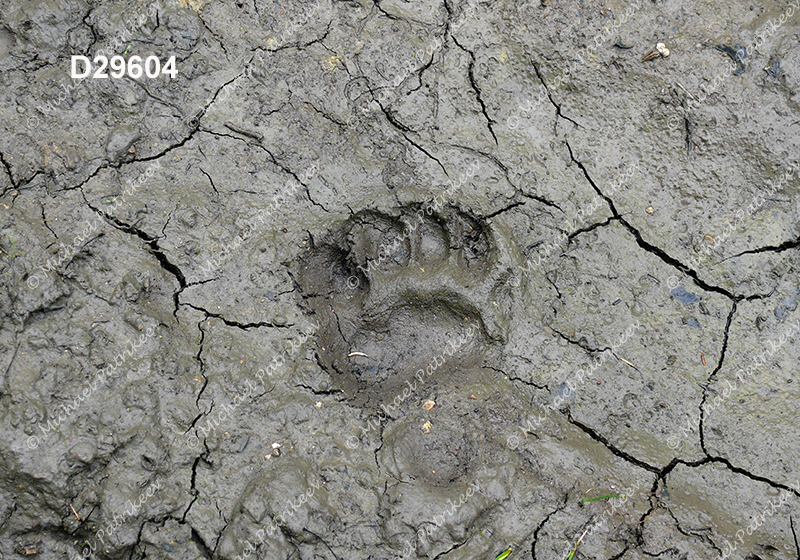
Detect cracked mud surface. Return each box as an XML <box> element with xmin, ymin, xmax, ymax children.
<box><xmin>1</xmin><ymin>0</ymin><xmax>800</xmax><ymax>559</ymax></box>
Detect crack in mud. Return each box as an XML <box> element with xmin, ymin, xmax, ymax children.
<box><xmin>306</xmin><ymin>100</ymin><xmax>347</xmax><ymax>127</ymax></box>
<box><xmin>201</xmin><ymin>129</ymin><xmax>324</xmax><ymax>212</ymax></box>
<box><xmin>567</xmin><ymin>413</ymin><xmax>661</xmax><ymax>474</ymax></box>
<box><xmin>63</xmin><ymin>121</ymin><xmax>200</xmax><ymax>195</ymax></box>
<box><xmin>305</xmin><ymin>182</ymin><xmax>333</xmax><ymax>213</ymax></box>
<box><xmin>0</xmin><ymin>150</ymin><xmax>18</xmax><ymax>193</ymax></box>
<box><xmin>450</xmin><ymin>36</ymin><xmax>499</xmax><ymax>145</ymax></box>
<box><xmin>564</xmin><ymin>139</ymin><xmax>773</xmax><ymax>302</ymax></box>
<box><xmin>0</xmin><ymin>341</ymin><xmax>19</xmax><ymax>398</ymax></box>
<box><xmin>198</xmin><ymin>13</ymin><xmax>230</xmax><ymax>57</ymax></box>
<box><xmin>409</xmin><ymin>51</ymin><xmax>436</xmax><ymax>93</ymax></box>
<box><xmin>80</xmin><ymin>192</ymin><xmax>187</xmax><ymax>314</ymax></box>
<box><xmin>379</xmin><ymin>105</ymin><xmax>451</xmax><ymax>177</ymax></box>
<box><xmin>371</xmin><ymin>0</ymin><xmax>401</xmax><ymax>22</ymax></box>
<box><xmin>194</xmin><ymin>317</ymin><xmax>209</xmax><ymax>408</ymax></box>
<box><xmin>665</xmin><ymin>506</ymin><xmax>722</xmax><ymax>555</ymax></box>
<box><xmin>184</xmin><ymin>302</ymin><xmax>293</xmax><ymax>330</ymax></box>
<box><xmin>37</xmin><ymin>200</ymin><xmax>71</xmax><ymax>240</ymax></box>
<box><xmin>191</xmin><ymin>526</ymin><xmax>215</xmax><ymax>559</ymax></box>
<box><xmin>182</xmin><ymin>493</ymin><xmax>199</xmax><ymax>523</ymax></box>
<box><xmin>431</xmin><ymin>531</ymin><xmax>473</xmax><ymax>559</ymax></box>
<box><xmin>725</xmin><ymin>234</ymin><xmax>800</xmax><ymax>260</ymax></box>
<box><xmin>531</xmin><ymin>61</ymin><xmax>583</xmax><ymax>132</ymax></box>
<box><xmin>550</xmin><ymin>326</ymin><xmax>613</xmax><ymax>356</ymax></box>
<box><xmin>449</xmin><ymin>143</ymin><xmax>563</xmax><ymax>211</ymax></box>
<box><xmin>698</xmin><ymin>301</ymin><xmax>737</xmax><ymax>455</ymax></box>
<box><xmin>59</xmin><ymin>68</ymin><xmax>246</xmax><ymax>196</ymax></box>
<box><xmin>634</xmin><ymin>483</ymin><xmax>662</xmax><ymax>546</ymax></box>
<box><xmin>683</xmin><ymin>114</ymin><xmax>694</xmax><ymax>154</ymax></box>
<box><xmin>568</xmin><ymin>394</ymin><xmax>800</xmax><ymax>500</ymax></box>
<box><xmin>531</xmin><ymin>495</ymin><xmax>570</xmax><ymax>560</ymax></box>
<box><xmin>657</xmin><ymin>455</ymin><xmax>800</xmax><ymax>501</ymax></box>
<box><xmin>568</xmin><ymin>216</ymin><xmax>618</xmax><ymax>241</ymax></box>
<box><xmin>488</xmin><ymin>364</ymin><xmax>548</xmax><ymax>391</ymax></box>
<box><xmin>483</xmin><ymin>201</ymin><xmax>526</xmax><ymax>219</ymax></box>
<box><xmin>257</xmin><ymin>21</ymin><xmax>332</xmax><ymax>53</ymax></box>
<box><xmin>701</xmin><ymin>456</ymin><xmax>800</xmax><ymax>498</ymax></box>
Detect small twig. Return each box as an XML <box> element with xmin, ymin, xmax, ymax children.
<box><xmin>676</xmin><ymin>81</ymin><xmax>696</xmax><ymax>100</ymax></box>
<box><xmin>68</xmin><ymin>503</ymin><xmax>81</xmax><ymax>522</ymax></box>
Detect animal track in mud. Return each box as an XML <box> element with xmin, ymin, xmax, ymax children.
<box><xmin>298</xmin><ymin>205</ymin><xmax>517</xmax><ymax>409</ymax></box>
<box><xmin>298</xmin><ymin>205</ymin><xmax>519</xmax><ymax>492</ymax></box>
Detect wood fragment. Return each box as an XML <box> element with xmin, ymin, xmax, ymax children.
<box><xmin>676</xmin><ymin>81</ymin><xmax>696</xmax><ymax>100</ymax></box>
<box><xmin>69</xmin><ymin>503</ymin><xmax>81</xmax><ymax>522</ymax></box>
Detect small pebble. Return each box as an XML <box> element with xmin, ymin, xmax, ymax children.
<box><xmin>69</xmin><ymin>441</ymin><xmax>96</xmax><ymax>464</ymax></box>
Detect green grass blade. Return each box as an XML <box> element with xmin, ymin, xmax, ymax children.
<box><xmin>565</xmin><ymin>529</ymin><xmax>589</xmax><ymax>560</ymax></box>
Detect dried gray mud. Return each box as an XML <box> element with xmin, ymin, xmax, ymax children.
<box><xmin>1</xmin><ymin>0</ymin><xmax>799</xmax><ymax>559</ymax></box>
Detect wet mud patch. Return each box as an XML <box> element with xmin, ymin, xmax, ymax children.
<box><xmin>666</xmin><ymin>462</ymin><xmax>800</xmax><ymax>559</ymax></box>
<box><xmin>510</xmin><ymin>220</ymin><xmax>733</xmax><ymax>466</ymax></box>
<box><xmin>703</xmin><ymin>277</ymin><xmax>800</xmax><ymax>486</ymax></box>
<box><xmin>3</xmin><ymin>0</ymin><xmax>800</xmax><ymax>557</ymax></box>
